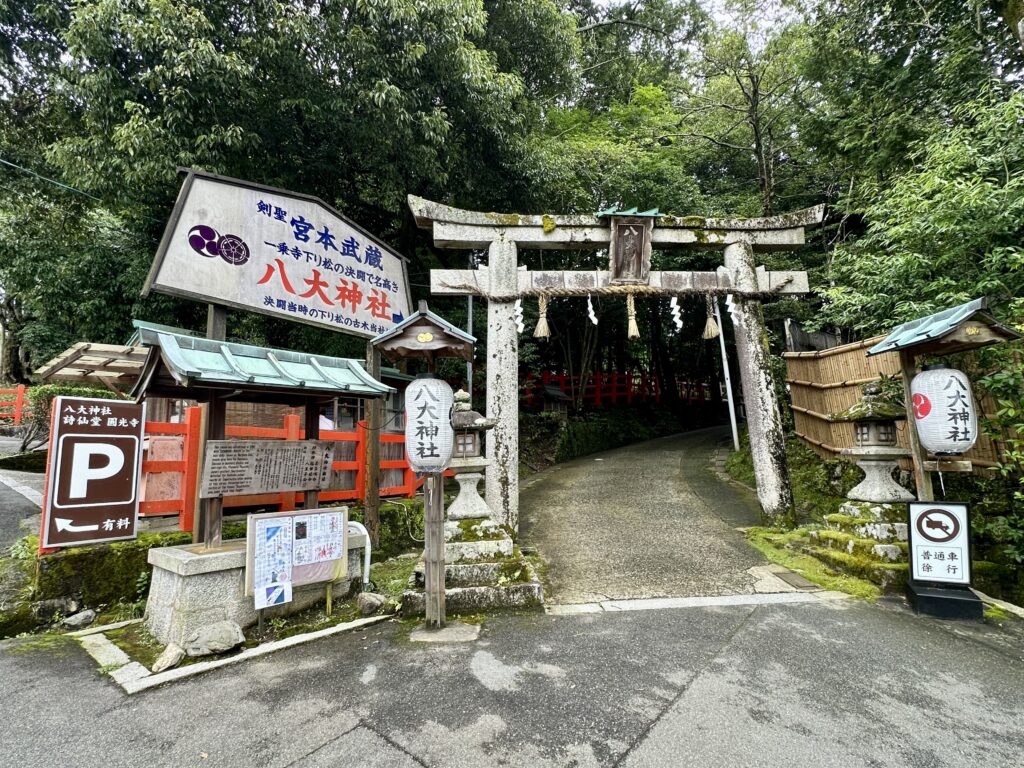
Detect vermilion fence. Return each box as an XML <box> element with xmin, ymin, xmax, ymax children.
<box><xmin>139</xmin><ymin>407</ymin><xmax>428</xmax><ymax>532</ymax></box>
<box><xmin>0</xmin><ymin>385</ymin><xmax>28</xmax><ymax>425</ymax></box>
<box><xmin>523</xmin><ymin>371</ymin><xmax>711</xmax><ymax>408</ymax></box>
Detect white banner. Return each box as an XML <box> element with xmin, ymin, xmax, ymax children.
<box><xmin>146</xmin><ymin>171</ymin><xmax>411</xmax><ymax>338</ymax></box>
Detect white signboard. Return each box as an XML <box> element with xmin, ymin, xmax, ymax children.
<box><xmin>200</xmin><ymin>440</ymin><xmax>334</xmax><ymax>498</ymax></box>
<box><xmin>908</xmin><ymin>502</ymin><xmax>971</xmax><ymax>585</ymax></box>
<box><xmin>404</xmin><ymin>377</ymin><xmax>454</xmax><ymax>473</ymax></box>
<box><xmin>246</xmin><ymin>508</ymin><xmax>349</xmax><ymax>609</ymax></box>
<box><xmin>292</xmin><ymin>510</ymin><xmax>345</xmax><ymax>566</ymax></box>
<box><xmin>144</xmin><ymin>170</ymin><xmax>411</xmax><ymax>338</ymax></box>
<box><xmin>253</xmin><ymin>516</ymin><xmax>294</xmax><ymax>609</ymax></box>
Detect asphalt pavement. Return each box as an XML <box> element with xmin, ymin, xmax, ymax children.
<box><xmin>520</xmin><ymin>428</ymin><xmax>766</xmax><ymax>603</ymax></box>
<box><xmin>2</xmin><ymin>595</ymin><xmax>1022</xmax><ymax>767</ymax></box>
<box><xmin>2</xmin><ymin>428</ymin><xmax>1022</xmax><ymax>766</ymax></box>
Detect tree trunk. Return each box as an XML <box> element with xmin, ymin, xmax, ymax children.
<box><xmin>993</xmin><ymin>1</ymin><xmax>1024</xmax><ymax>54</ymax></box>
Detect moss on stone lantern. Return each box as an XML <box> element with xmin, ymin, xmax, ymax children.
<box><xmin>831</xmin><ymin>382</ymin><xmax>914</xmax><ymax>503</ymax></box>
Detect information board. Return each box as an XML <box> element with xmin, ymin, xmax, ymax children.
<box><xmin>42</xmin><ymin>396</ymin><xmax>147</xmax><ymax>548</ymax></box>
<box><xmin>200</xmin><ymin>440</ymin><xmax>334</xmax><ymax>498</ymax></box>
<box><xmin>908</xmin><ymin>502</ymin><xmax>971</xmax><ymax>586</ymax></box>
<box><xmin>144</xmin><ymin>170</ymin><xmax>411</xmax><ymax>338</ymax></box>
<box><xmin>246</xmin><ymin>508</ymin><xmax>348</xmax><ymax>608</ymax></box>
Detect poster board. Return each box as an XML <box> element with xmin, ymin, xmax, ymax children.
<box><xmin>42</xmin><ymin>396</ymin><xmax>147</xmax><ymax>548</ymax></box>
<box><xmin>245</xmin><ymin>507</ymin><xmax>348</xmax><ymax>608</ymax></box>
<box><xmin>908</xmin><ymin>502</ymin><xmax>971</xmax><ymax>586</ymax></box>
<box><xmin>144</xmin><ymin>170</ymin><xmax>412</xmax><ymax>338</ymax></box>
<box><xmin>200</xmin><ymin>440</ymin><xmax>334</xmax><ymax>498</ymax></box>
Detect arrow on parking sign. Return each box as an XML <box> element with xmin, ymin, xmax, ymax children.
<box><xmin>54</xmin><ymin>518</ymin><xmax>100</xmax><ymax>533</ymax></box>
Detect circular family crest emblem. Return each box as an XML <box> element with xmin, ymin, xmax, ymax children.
<box><xmin>217</xmin><ymin>234</ymin><xmax>250</xmax><ymax>265</ymax></box>
<box><xmin>188</xmin><ymin>224</ymin><xmax>220</xmax><ymax>257</ymax></box>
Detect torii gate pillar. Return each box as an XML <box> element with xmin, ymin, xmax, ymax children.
<box><xmin>724</xmin><ymin>241</ymin><xmax>794</xmax><ymax>516</ymax></box>
<box><xmin>484</xmin><ymin>236</ymin><xmax>521</xmax><ymax>528</ymax></box>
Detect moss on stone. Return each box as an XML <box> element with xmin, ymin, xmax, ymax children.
<box><xmin>680</xmin><ymin>216</ymin><xmax>706</xmax><ymax>227</ymax></box>
<box><xmin>542</xmin><ymin>214</ymin><xmax>557</xmax><ymax>234</ymax></box>
<box><xmin>34</xmin><ymin>531</ymin><xmax>192</xmax><ymax>608</ymax></box>
<box><xmin>745</xmin><ymin>527</ymin><xmax>882</xmax><ymax>600</ymax></box>
<box><xmin>105</xmin><ymin>622</ymin><xmax>163</xmax><ymax>669</ymax></box>
<box><xmin>484</xmin><ymin>212</ymin><xmax>521</xmax><ymax>226</ymax></box>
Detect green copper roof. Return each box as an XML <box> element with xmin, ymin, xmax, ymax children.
<box><xmin>867</xmin><ymin>298</ymin><xmax>1020</xmax><ymax>356</ymax></box>
<box><xmin>594</xmin><ymin>206</ymin><xmax>661</xmax><ymax>218</ymax></box>
<box><xmin>131</xmin><ymin>320</ymin><xmax>393</xmax><ymax>397</ymax></box>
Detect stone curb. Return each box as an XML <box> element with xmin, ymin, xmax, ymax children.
<box><xmin>76</xmin><ymin>614</ymin><xmax>393</xmax><ymax>695</ymax></box>
<box><xmin>973</xmin><ymin>589</ymin><xmax>1024</xmax><ymax>620</ymax></box>
<box><xmin>70</xmin><ymin>618</ymin><xmax>143</xmax><ymax>638</ymax></box>
<box><xmin>545</xmin><ymin>590</ymin><xmax>845</xmax><ymax>616</ymax></box>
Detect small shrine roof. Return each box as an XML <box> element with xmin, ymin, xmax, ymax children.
<box><xmin>867</xmin><ymin>298</ymin><xmax>1021</xmax><ymax>357</ymax></box>
<box><xmin>131</xmin><ymin>321</ymin><xmax>393</xmax><ymax>401</ymax></box>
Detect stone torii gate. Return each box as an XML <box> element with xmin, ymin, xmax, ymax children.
<box><xmin>409</xmin><ymin>196</ymin><xmax>825</xmax><ymax>530</ymax></box>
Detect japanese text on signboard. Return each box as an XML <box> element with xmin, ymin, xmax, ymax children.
<box><xmin>145</xmin><ymin>173</ymin><xmax>411</xmax><ymax>338</ymax></box>
<box><xmin>43</xmin><ymin>396</ymin><xmax>146</xmax><ymax>548</ymax></box>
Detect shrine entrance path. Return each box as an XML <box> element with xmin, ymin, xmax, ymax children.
<box><xmin>519</xmin><ymin>426</ymin><xmax>767</xmax><ymax>604</ymax></box>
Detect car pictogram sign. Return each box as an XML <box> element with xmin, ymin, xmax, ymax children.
<box><xmin>908</xmin><ymin>502</ymin><xmax>971</xmax><ymax>586</ymax></box>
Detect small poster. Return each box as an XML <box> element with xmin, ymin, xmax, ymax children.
<box><xmin>253</xmin><ymin>516</ymin><xmax>293</xmax><ymax>607</ymax></box>
<box><xmin>908</xmin><ymin>502</ymin><xmax>971</xmax><ymax>586</ymax></box>
<box><xmin>292</xmin><ymin>510</ymin><xmax>345</xmax><ymax>566</ymax></box>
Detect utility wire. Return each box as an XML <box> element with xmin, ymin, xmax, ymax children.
<box><xmin>0</xmin><ymin>155</ymin><xmax>103</xmax><ymax>202</ymax></box>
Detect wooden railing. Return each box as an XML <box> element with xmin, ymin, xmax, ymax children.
<box><xmin>140</xmin><ymin>407</ymin><xmax>430</xmax><ymax>532</ymax></box>
<box><xmin>523</xmin><ymin>371</ymin><xmax>711</xmax><ymax>408</ymax></box>
<box><xmin>0</xmin><ymin>384</ymin><xmax>28</xmax><ymax>425</ymax></box>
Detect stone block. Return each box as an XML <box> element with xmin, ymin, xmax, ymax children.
<box><xmin>402</xmin><ymin>580</ymin><xmax>543</xmax><ymax>616</ymax></box>
<box><xmin>445</xmin><ymin>538</ymin><xmax>514</xmax><ymax>561</ymax></box>
<box><xmin>872</xmin><ymin>544</ymin><xmax>903</xmax><ymax>562</ymax></box>
<box><xmin>144</xmin><ymin>538</ymin><xmax>364</xmax><ymax>646</ymax></box>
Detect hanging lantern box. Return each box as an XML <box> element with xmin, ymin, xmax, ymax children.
<box><xmin>910</xmin><ymin>365</ymin><xmax>979</xmax><ymax>457</ymax></box>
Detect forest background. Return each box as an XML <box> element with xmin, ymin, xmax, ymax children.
<box><xmin>2</xmin><ymin>1</ymin><xmax>1024</xmax><ymax>559</ymax></box>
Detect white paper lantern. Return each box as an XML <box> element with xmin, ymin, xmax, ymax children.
<box><xmin>910</xmin><ymin>365</ymin><xmax>978</xmax><ymax>455</ymax></box>
<box><xmin>404</xmin><ymin>377</ymin><xmax>455</xmax><ymax>473</ymax></box>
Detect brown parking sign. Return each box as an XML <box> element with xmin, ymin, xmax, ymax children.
<box><xmin>42</xmin><ymin>396</ymin><xmax>147</xmax><ymax>548</ymax></box>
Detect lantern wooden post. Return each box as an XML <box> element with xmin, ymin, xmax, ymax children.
<box><xmin>900</xmin><ymin>350</ymin><xmax>934</xmax><ymax>502</ymax></box>
<box><xmin>423</xmin><ymin>472</ymin><xmax>446</xmax><ymax>627</ymax></box>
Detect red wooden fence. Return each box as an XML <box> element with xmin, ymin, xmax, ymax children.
<box><xmin>0</xmin><ymin>385</ymin><xmax>28</xmax><ymax>425</ymax></box>
<box><xmin>523</xmin><ymin>371</ymin><xmax>710</xmax><ymax>408</ymax></box>
<box><xmin>139</xmin><ymin>407</ymin><xmax>430</xmax><ymax>533</ymax></box>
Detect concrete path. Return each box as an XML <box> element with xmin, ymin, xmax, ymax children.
<box><xmin>0</xmin><ymin>474</ymin><xmax>41</xmax><ymax>552</ymax></box>
<box><xmin>2</xmin><ymin>594</ymin><xmax>1023</xmax><ymax>767</ymax></box>
<box><xmin>520</xmin><ymin>427</ymin><xmax>766</xmax><ymax>604</ymax></box>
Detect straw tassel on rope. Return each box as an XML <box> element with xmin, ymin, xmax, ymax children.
<box><xmin>534</xmin><ymin>295</ymin><xmax>550</xmax><ymax>339</ymax></box>
<box><xmin>626</xmin><ymin>293</ymin><xmax>640</xmax><ymax>339</ymax></box>
<box><xmin>702</xmin><ymin>295</ymin><xmax>720</xmax><ymax>340</ymax></box>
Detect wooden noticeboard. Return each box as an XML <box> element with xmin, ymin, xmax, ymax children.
<box><xmin>199</xmin><ymin>440</ymin><xmax>334</xmax><ymax>498</ymax></box>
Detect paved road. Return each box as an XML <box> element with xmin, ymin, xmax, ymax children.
<box><xmin>520</xmin><ymin>428</ymin><xmax>766</xmax><ymax>603</ymax></box>
<box><xmin>0</xmin><ymin>474</ymin><xmax>40</xmax><ymax>552</ymax></box>
<box><xmin>2</xmin><ymin>595</ymin><xmax>1023</xmax><ymax>767</ymax></box>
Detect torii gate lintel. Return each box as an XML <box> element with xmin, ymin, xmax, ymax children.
<box><xmin>409</xmin><ymin>196</ymin><xmax>825</xmax><ymax>530</ymax></box>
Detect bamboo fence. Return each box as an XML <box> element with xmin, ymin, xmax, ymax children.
<box><xmin>784</xmin><ymin>336</ymin><xmax>1003</xmax><ymax>471</ymax></box>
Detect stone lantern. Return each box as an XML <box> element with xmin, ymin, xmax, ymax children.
<box><xmin>447</xmin><ymin>389</ymin><xmax>496</xmax><ymax>520</ymax></box>
<box><xmin>831</xmin><ymin>382</ymin><xmax>914</xmax><ymax>503</ymax></box>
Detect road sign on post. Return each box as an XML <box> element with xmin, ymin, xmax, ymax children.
<box><xmin>906</xmin><ymin>501</ymin><xmax>982</xmax><ymax>620</ymax></box>
<box><xmin>42</xmin><ymin>396</ymin><xmax>147</xmax><ymax>548</ymax></box>
<box><xmin>405</xmin><ymin>375</ymin><xmax>454</xmax><ymax>629</ymax></box>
